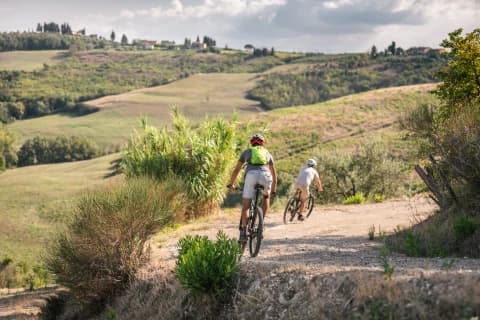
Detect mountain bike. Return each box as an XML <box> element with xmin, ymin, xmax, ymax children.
<box><xmin>283</xmin><ymin>188</ymin><xmax>315</xmax><ymax>224</ymax></box>
<box><xmin>237</xmin><ymin>184</ymin><xmax>264</xmax><ymax>257</ymax></box>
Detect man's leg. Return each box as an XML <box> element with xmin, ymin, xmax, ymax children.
<box><xmin>241</xmin><ymin>198</ymin><xmax>251</xmax><ymax>227</ymax></box>
<box><xmin>262</xmin><ymin>195</ymin><xmax>270</xmax><ymax>218</ymax></box>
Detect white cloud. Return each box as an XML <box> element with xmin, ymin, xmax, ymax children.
<box><xmin>119</xmin><ymin>0</ymin><xmax>286</xmax><ymax>19</ymax></box>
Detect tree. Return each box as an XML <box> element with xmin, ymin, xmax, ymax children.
<box><xmin>262</xmin><ymin>47</ymin><xmax>269</xmax><ymax>56</ymax></box>
<box><xmin>435</xmin><ymin>28</ymin><xmax>480</xmax><ymax>116</ymax></box>
<box><xmin>121</xmin><ymin>34</ymin><xmax>128</xmax><ymax>45</ymax></box>
<box><xmin>184</xmin><ymin>37</ymin><xmax>191</xmax><ymax>49</ymax></box>
<box><xmin>271</xmin><ymin>47</ymin><xmax>275</xmax><ymax>56</ymax></box>
<box><xmin>395</xmin><ymin>47</ymin><xmax>405</xmax><ymax>56</ymax></box>
<box><xmin>388</xmin><ymin>41</ymin><xmax>396</xmax><ymax>56</ymax></box>
<box><xmin>370</xmin><ymin>45</ymin><xmax>378</xmax><ymax>58</ymax></box>
<box><xmin>36</xmin><ymin>23</ymin><xmax>43</xmax><ymax>33</ymax></box>
<box><xmin>110</xmin><ymin>30</ymin><xmax>116</xmax><ymax>42</ymax></box>
<box><xmin>244</xmin><ymin>44</ymin><xmax>254</xmax><ymax>50</ymax></box>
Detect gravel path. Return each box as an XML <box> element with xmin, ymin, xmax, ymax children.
<box><xmin>151</xmin><ymin>196</ymin><xmax>480</xmax><ymax>276</ymax></box>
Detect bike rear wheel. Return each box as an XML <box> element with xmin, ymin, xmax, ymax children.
<box><xmin>283</xmin><ymin>197</ymin><xmax>297</xmax><ymax>224</ymax></box>
<box><xmin>306</xmin><ymin>195</ymin><xmax>315</xmax><ymax>218</ymax></box>
<box><xmin>248</xmin><ymin>207</ymin><xmax>264</xmax><ymax>257</ymax></box>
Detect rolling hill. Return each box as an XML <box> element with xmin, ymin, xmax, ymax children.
<box><xmin>0</xmin><ymin>50</ymin><xmax>68</xmax><ymax>71</ymax></box>
<box><xmin>1</xmin><ymin>83</ymin><xmax>437</xmax><ymax>262</ymax></box>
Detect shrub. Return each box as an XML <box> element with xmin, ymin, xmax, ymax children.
<box><xmin>17</xmin><ymin>135</ymin><xmax>99</xmax><ymax>166</ymax></box>
<box><xmin>0</xmin><ymin>127</ymin><xmax>17</xmax><ymax>169</ymax></box>
<box><xmin>453</xmin><ymin>217</ymin><xmax>478</xmax><ymax>240</ymax></box>
<box><xmin>368</xmin><ymin>225</ymin><xmax>375</xmax><ymax>240</ymax></box>
<box><xmin>176</xmin><ymin>231</ymin><xmax>241</xmax><ymax>300</ymax></box>
<box><xmin>46</xmin><ymin>177</ymin><xmax>186</xmax><ymax>305</ymax></box>
<box><xmin>404</xmin><ymin>231</ymin><xmax>422</xmax><ymax>257</ymax></box>
<box><xmin>317</xmin><ymin>143</ymin><xmax>403</xmax><ymax>204</ymax></box>
<box><xmin>373</xmin><ymin>194</ymin><xmax>386</xmax><ymax>203</ymax></box>
<box><xmin>343</xmin><ymin>192</ymin><xmax>366</xmax><ymax>205</ymax></box>
<box><xmin>122</xmin><ymin>110</ymin><xmax>242</xmax><ymax>217</ymax></box>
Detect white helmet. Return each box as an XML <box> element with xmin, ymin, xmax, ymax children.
<box><xmin>307</xmin><ymin>159</ymin><xmax>317</xmax><ymax>167</ymax></box>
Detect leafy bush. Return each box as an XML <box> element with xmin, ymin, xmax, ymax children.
<box><xmin>0</xmin><ymin>257</ymin><xmax>50</xmax><ymax>289</ymax></box>
<box><xmin>122</xmin><ymin>110</ymin><xmax>242</xmax><ymax>217</ymax></box>
<box><xmin>176</xmin><ymin>231</ymin><xmax>241</xmax><ymax>300</ymax></box>
<box><xmin>46</xmin><ymin>177</ymin><xmax>186</xmax><ymax>305</ymax></box>
<box><xmin>343</xmin><ymin>193</ymin><xmax>366</xmax><ymax>205</ymax></box>
<box><xmin>373</xmin><ymin>194</ymin><xmax>386</xmax><ymax>203</ymax></box>
<box><xmin>453</xmin><ymin>217</ymin><xmax>478</xmax><ymax>240</ymax></box>
<box><xmin>404</xmin><ymin>231</ymin><xmax>422</xmax><ymax>257</ymax></box>
<box><xmin>0</xmin><ymin>127</ymin><xmax>17</xmax><ymax>170</ymax></box>
<box><xmin>317</xmin><ymin>143</ymin><xmax>403</xmax><ymax>203</ymax></box>
<box><xmin>17</xmin><ymin>135</ymin><xmax>99</xmax><ymax>166</ymax></box>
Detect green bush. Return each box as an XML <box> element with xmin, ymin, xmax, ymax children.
<box><xmin>122</xmin><ymin>110</ymin><xmax>242</xmax><ymax>217</ymax></box>
<box><xmin>343</xmin><ymin>193</ymin><xmax>366</xmax><ymax>205</ymax></box>
<box><xmin>404</xmin><ymin>231</ymin><xmax>422</xmax><ymax>257</ymax></box>
<box><xmin>318</xmin><ymin>143</ymin><xmax>403</xmax><ymax>203</ymax></box>
<box><xmin>46</xmin><ymin>177</ymin><xmax>186</xmax><ymax>305</ymax></box>
<box><xmin>176</xmin><ymin>231</ymin><xmax>241</xmax><ymax>300</ymax></box>
<box><xmin>373</xmin><ymin>194</ymin><xmax>386</xmax><ymax>203</ymax></box>
<box><xmin>453</xmin><ymin>217</ymin><xmax>478</xmax><ymax>240</ymax></box>
<box><xmin>0</xmin><ymin>127</ymin><xmax>17</xmax><ymax>169</ymax></box>
<box><xmin>17</xmin><ymin>135</ymin><xmax>99</xmax><ymax>166</ymax></box>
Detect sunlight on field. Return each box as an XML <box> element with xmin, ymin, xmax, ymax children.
<box><xmin>0</xmin><ymin>50</ymin><xmax>68</xmax><ymax>71</ymax></box>
<box><xmin>0</xmin><ymin>153</ymin><xmax>121</xmax><ymax>261</ymax></box>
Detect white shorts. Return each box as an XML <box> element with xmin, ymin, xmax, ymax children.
<box><xmin>243</xmin><ymin>170</ymin><xmax>273</xmax><ymax>199</ymax></box>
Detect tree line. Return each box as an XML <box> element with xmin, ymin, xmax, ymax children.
<box><xmin>0</xmin><ymin>32</ymin><xmax>108</xmax><ymax>51</ymax></box>
<box><xmin>0</xmin><ymin>129</ymin><xmax>99</xmax><ymax>171</ymax></box>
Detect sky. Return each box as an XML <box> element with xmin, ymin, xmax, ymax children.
<box><xmin>0</xmin><ymin>0</ymin><xmax>479</xmax><ymax>53</ymax></box>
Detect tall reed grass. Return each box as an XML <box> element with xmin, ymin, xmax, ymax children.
<box><xmin>122</xmin><ymin>109</ymin><xmax>242</xmax><ymax>217</ymax></box>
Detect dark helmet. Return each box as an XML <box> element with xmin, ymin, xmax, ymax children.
<box><xmin>250</xmin><ymin>133</ymin><xmax>265</xmax><ymax>146</ymax></box>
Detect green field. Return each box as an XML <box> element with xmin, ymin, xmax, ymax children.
<box><xmin>0</xmin><ymin>50</ymin><xmax>68</xmax><ymax>71</ymax></box>
<box><xmin>9</xmin><ymin>73</ymin><xmax>261</xmax><ymax>148</ymax></box>
<box><xmin>0</xmin><ymin>153</ymin><xmax>120</xmax><ymax>261</ymax></box>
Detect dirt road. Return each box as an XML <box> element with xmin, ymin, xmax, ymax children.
<box><xmin>151</xmin><ymin>196</ymin><xmax>480</xmax><ymax>274</ymax></box>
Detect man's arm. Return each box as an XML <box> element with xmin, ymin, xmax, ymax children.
<box><xmin>228</xmin><ymin>161</ymin><xmax>244</xmax><ymax>188</ymax></box>
<box><xmin>269</xmin><ymin>162</ymin><xmax>277</xmax><ymax>195</ymax></box>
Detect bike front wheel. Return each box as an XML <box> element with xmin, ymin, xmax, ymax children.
<box><xmin>283</xmin><ymin>197</ymin><xmax>297</xmax><ymax>224</ymax></box>
<box><xmin>249</xmin><ymin>207</ymin><xmax>264</xmax><ymax>257</ymax></box>
<box><xmin>306</xmin><ymin>195</ymin><xmax>315</xmax><ymax>218</ymax></box>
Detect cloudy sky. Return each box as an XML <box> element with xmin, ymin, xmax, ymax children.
<box><xmin>1</xmin><ymin>0</ymin><xmax>479</xmax><ymax>52</ymax></box>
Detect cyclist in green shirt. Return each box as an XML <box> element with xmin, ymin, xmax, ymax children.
<box><xmin>228</xmin><ymin>134</ymin><xmax>277</xmax><ymax>240</ymax></box>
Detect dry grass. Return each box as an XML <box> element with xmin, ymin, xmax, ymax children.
<box><xmin>0</xmin><ymin>50</ymin><xmax>68</xmax><ymax>71</ymax></box>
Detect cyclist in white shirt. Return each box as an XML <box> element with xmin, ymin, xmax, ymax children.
<box><xmin>295</xmin><ymin>159</ymin><xmax>323</xmax><ymax>221</ymax></box>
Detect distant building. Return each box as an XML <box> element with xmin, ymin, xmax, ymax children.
<box><xmin>191</xmin><ymin>40</ymin><xmax>207</xmax><ymax>50</ymax></box>
<box><xmin>159</xmin><ymin>40</ymin><xmax>176</xmax><ymax>47</ymax></box>
<box><xmin>89</xmin><ymin>34</ymin><xmax>98</xmax><ymax>39</ymax></box>
<box><xmin>133</xmin><ymin>39</ymin><xmax>157</xmax><ymax>50</ymax></box>
<box><xmin>406</xmin><ymin>47</ymin><xmax>431</xmax><ymax>55</ymax></box>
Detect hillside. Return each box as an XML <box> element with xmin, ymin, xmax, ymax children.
<box><xmin>0</xmin><ymin>153</ymin><xmax>120</xmax><ymax>261</ymax></box>
<box><xmin>8</xmin><ymin>73</ymin><xmax>261</xmax><ymax>148</ymax></box>
<box><xmin>0</xmin><ymin>50</ymin><xmax>68</xmax><ymax>71</ymax></box>
<box><xmin>2</xmin><ymin>84</ymin><xmax>436</xmax><ymax>263</ymax></box>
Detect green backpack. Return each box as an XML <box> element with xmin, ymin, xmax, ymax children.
<box><xmin>249</xmin><ymin>146</ymin><xmax>268</xmax><ymax>165</ymax></box>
